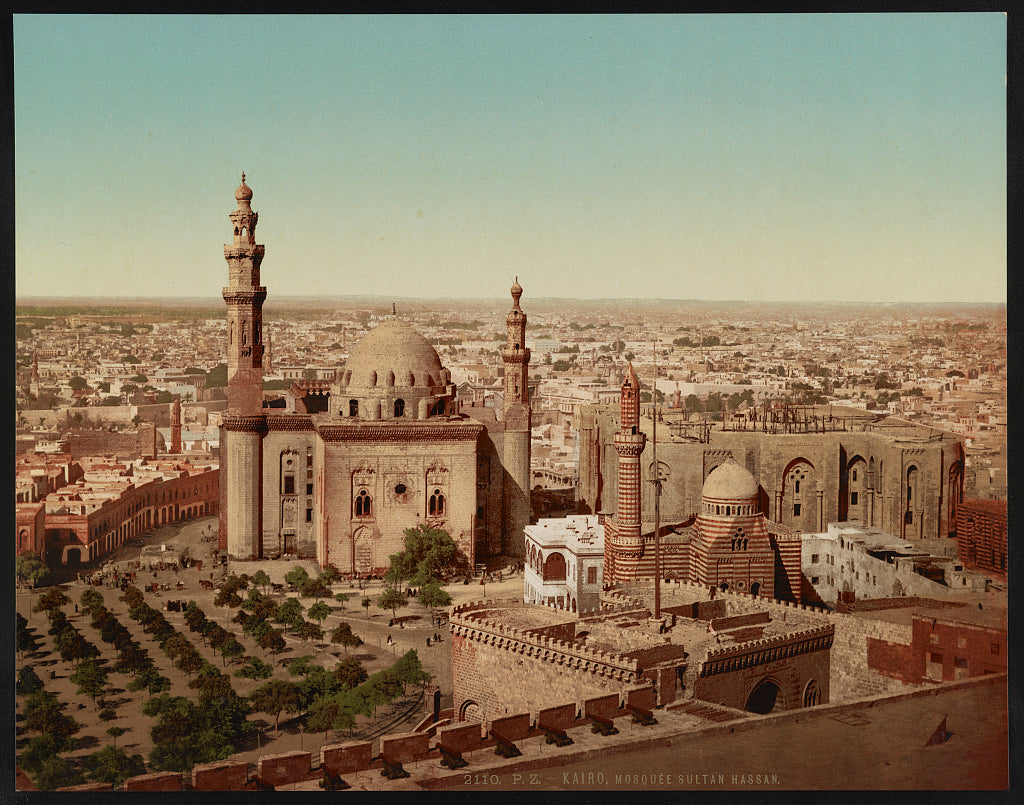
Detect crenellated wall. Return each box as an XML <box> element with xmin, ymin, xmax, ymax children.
<box><xmin>450</xmin><ymin>599</ymin><xmax>651</xmax><ymax>721</ymax></box>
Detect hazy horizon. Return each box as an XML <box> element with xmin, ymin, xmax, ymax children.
<box><xmin>15</xmin><ymin>14</ymin><xmax>1006</xmax><ymax>304</ymax></box>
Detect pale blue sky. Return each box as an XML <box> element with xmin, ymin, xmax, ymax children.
<box><xmin>14</xmin><ymin>14</ymin><xmax>1006</xmax><ymax>302</ymax></box>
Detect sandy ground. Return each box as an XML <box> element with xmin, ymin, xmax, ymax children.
<box><xmin>16</xmin><ymin>515</ymin><xmax>529</xmax><ymax>775</ymax></box>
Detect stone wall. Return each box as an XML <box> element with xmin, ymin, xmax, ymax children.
<box><xmin>450</xmin><ymin>600</ymin><xmax>646</xmax><ymax>721</ymax></box>
<box><xmin>606</xmin><ymin>580</ymin><xmax>920</xmax><ymax>702</ymax></box>
<box><xmin>63</xmin><ymin>424</ymin><xmax>158</xmax><ymax>460</ymax></box>
<box><xmin>578</xmin><ymin>407</ymin><xmax>963</xmax><ymax>541</ymax></box>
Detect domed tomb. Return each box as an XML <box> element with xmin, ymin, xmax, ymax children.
<box><xmin>701</xmin><ymin>458</ymin><xmax>759</xmax><ymax>513</ymax></box>
<box><xmin>330</xmin><ymin>317</ymin><xmax>455</xmax><ymax>421</ymax></box>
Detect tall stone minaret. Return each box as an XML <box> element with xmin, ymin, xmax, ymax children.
<box><xmin>170</xmin><ymin>397</ymin><xmax>182</xmax><ymax>454</ymax></box>
<box><xmin>220</xmin><ymin>174</ymin><xmax>266</xmax><ymax>560</ymax></box>
<box><xmin>223</xmin><ymin>173</ymin><xmax>266</xmax><ymax>416</ymax></box>
<box><xmin>605</xmin><ymin>363</ymin><xmax>647</xmax><ymax>582</ymax></box>
<box><xmin>501</xmin><ymin>278</ymin><xmax>531</xmax><ymax>558</ymax></box>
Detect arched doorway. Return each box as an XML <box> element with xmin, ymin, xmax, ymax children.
<box><xmin>750</xmin><ymin>581</ymin><xmax>761</xmax><ymax>597</ymax></box>
<box><xmin>459</xmin><ymin>699</ymin><xmax>481</xmax><ymax>723</ymax></box>
<box><xmin>65</xmin><ymin>547</ymin><xmax>84</xmax><ymax>566</ymax></box>
<box><xmin>746</xmin><ymin>677</ymin><xmax>781</xmax><ymax>714</ymax></box>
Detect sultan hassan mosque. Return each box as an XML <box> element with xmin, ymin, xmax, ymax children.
<box><xmin>217</xmin><ymin>176</ymin><xmax>531</xmax><ymax>572</ymax></box>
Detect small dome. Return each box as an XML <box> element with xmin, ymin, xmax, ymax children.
<box><xmin>702</xmin><ymin>458</ymin><xmax>758</xmax><ymax>502</ymax></box>
<box><xmin>342</xmin><ymin>318</ymin><xmax>444</xmax><ymax>391</ymax></box>
<box><xmin>235</xmin><ymin>173</ymin><xmax>253</xmax><ymax>202</ymax></box>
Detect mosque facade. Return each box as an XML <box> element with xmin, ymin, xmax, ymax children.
<box><xmin>217</xmin><ymin>177</ymin><xmax>531</xmax><ymax>572</ymax></box>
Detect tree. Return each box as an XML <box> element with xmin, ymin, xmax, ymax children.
<box><xmin>334</xmin><ymin>592</ymin><xmax>350</xmax><ymax>605</ymax></box>
<box><xmin>22</xmin><ymin>690</ymin><xmax>80</xmax><ymax>745</ymax></box>
<box><xmin>252</xmin><ymin>569</ymin><xmax>272</xmax><ymax>595</ymax></box>
<box><xmin>83</xmin><ymin>745</ymin><xmax>145</xmax><ymax>786</ymax></box>
<box><xmin>71</xmin><ymin>658</ymin><xmax>109</xmax><ymax>708</ymax></box>
<box><xmin>297</xmin><ymin>620</ymin><xmax>323</xmax><ymax>645</ymax></box>
<box><xmin>106</xmin><ymin>726</ymin><xmax>126</xmax><ymax>747</ymax></box>
<box><xmin>319</xmin><ymin>566</ymin><xmax>342</xmax><ymax>585</ymax></box>
<box><xmin>257</xmin><ymin>628</ymin><xmax>286</xmax><ymax>655</ymax></box>
<box><xmin>334</xmin><ymin>656</ymin><xmax>369</xmax><ymax>690</ymax></box>
<box><xmin>81</xmin><ymin>589</ymin><xmax>104</xmax><ymax>616</ymax></box>
<box><xmin>386</xmin><ymin>525</ymin><xmax>464</xmax><ymax>588</ymax></box>
<box><xmin>16</xmin><ymin>552</ymin><xmax>49</xmax><ymax>588</ymax></box>
<box><xmin>307</xmin><ymin>601</ymin><xmax>331</xmax><ymax>626</ymax></box>
<box><xmin>361</xmin><ymin>597</ymin><xmax>372</xmax><ymax>618</ymax></box>
<box><xmin>301</xmin><ymin>576</ymin><xmax>332</xmax><ymax>600</ymax></box>
<box><xmin>128</xmin><ymin>667</ymin><xmax>170</xmax><ymax>699</ymax></box>
<box><xmin>285</xmin><ymin>566</ymin><xmax>310</xmax><ymax>589</ymax></box>
<box><xmin>34</xmin><ymin>755</ymin><xmax>86</xmax><ymax>791</ymax></box>
<box><xmin>161</xmin><ymin>632</ymin><xmax>190</xmax><ymax>664</ymax></box>
<box><xmin>235</xmin><ymin>656</ymin><xmax>274</xmax><ymax>680</ymax></box>
<box><xmin>306</xmin><ymin>696</ymin><xmax>356</xmax><ymax>740</ymax></box>
<box><xmin>277</xmin><ymin>597</ymin><xmax>305</xmax><ymax>632</ymax></box>
<box><xmin>377</xmin><ymin>588</ymin><xmax>407</xmax><ymax>621</ymax></box>
<box><xmin>220</xmin><ymin>638</ymin><xmax>246</xmax><ymax>667</ymax></box>
<box><xmin>17</xmin><ymin>666</ymin><xmax>44</xmax><ymax>697</ymax></box>
<box><xmin>250</xmin><ymin>679</ymin><xmax>301</xmax><ymax>737</ymax></box>
<box><xmin>34</xmin><ymin>586</ymin><xmax>70</xmax><ymax>615</ymax></box>
<box><xmin>69</xmin><ymin>376</ymin><xmax>89</xmax><ymax>391</ymax></box>
<box><xmin>175</xmin><ymin>646</ymin><xmax>205</xmax><ymax>677</ymax></box>
<box><xmin>330</xmin><ymin>622</ymin><xmax>363</xmax><ymax>654</ymax></box>
<box><xmin>17</xmin><ymin>614</ymin><xmax>39</xmax><ymax>655</ymax></box>
<box><xmin>392</xmin><ymin>650</ymin><xmax>430</xmax><ymax>693</ymax></box>
<box><xmin>418</xmin><ymin>581</ymin><xmax>452</xmax><ymax>621</ymax></box>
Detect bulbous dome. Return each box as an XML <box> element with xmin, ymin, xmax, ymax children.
<box><xmin>235</xmin><ymin>173</ymin><xmax>253</xmax><ymax>202</ymax></box>
<box><xmin>702</xmin><ymin>458</ymin><xmax>758</xmax><ymax>502</ymax></box>
<box><xmin>342</xmin><ymin>318</ymin><xmax>444</xmax><ymax>391</ymax></box>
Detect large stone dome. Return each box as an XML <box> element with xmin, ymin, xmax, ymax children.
<box><xmin>342</xmin><ymin>318</ymin><xmax>444</xmax><ymax>390</ymax></box>
<box><xmin>702</xmin><ymin>458</ymin><xmax>758</xmax><ymax>502</ymax></box>
<box><xmin>331</xmin><ymin>317</ymin><xmax>455</xmax><ymax>420</ymax></box>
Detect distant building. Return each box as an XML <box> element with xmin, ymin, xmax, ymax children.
<box><xmin>578</xmin><ymin>400</ymin><xmax>965</xmax><ymax>542</ymax></box>
<box><xmin>954</xmin><ymin>499</ymin><xmax>1007</xmax><ymax>576</ymax></box>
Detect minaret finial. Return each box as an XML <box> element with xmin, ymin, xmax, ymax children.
<box><xmin>241</xmin><ymin>171</ymin><xmax>246</xmax><ymax>183</ymax></box>
<box><xmin>393</xmin><ymin>302</ymin><xmax>397</xmax><ymax>316</ymax></box>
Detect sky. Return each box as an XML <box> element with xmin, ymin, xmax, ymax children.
<box><xmin>14</xmin><ymin>14</ymin><xmax>1006</xmax><ymax>303</ymax></box>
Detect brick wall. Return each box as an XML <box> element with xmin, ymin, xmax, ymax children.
<box><xmin>321</xmin><ymin>741</ymin><xmax>373</xmax><ymax>775</ymax></box>
<box><xmin>192</xmin><ymin>760</ymin><xmax>248</xmax><ymax>790</ymax></box>
<box><xmin>257</xmin><ymin>751</ymin><xmax>311</xmax><ymax>786</ymax></box>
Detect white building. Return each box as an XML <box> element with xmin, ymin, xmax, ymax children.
<box><xmin>802</xmin><ymin>522</ymin><xmax>987</xmax><ymax>604</ymax></box>
<box><xmin>523</xmin><ymin>515</ymin><xmax>604</xmax><ymax>614</ymax></box>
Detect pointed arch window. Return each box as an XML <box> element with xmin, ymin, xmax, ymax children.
<box><xmin>429</xmin><ymin>488</ymin><xmax>445</xmax><ymax>516</ymax></box>
<box><xmin>355</xmin><ymin>490</ymin><xmax>372</xmax><ymax>518</ymax></box>
<box><xmin>394</xmin><ymin>398</ymin><xmax>405</xmax><ymax>418</ymax></box>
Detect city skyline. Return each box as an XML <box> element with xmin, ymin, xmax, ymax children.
<box><xmin>15</xmin><ymin>14</ymin><xmax>1006</xmax><ymax>303</ymax></box>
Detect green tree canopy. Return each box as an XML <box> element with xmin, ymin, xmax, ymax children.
<box><xmin>34</xmin><ymin>586</ymin><xmax>70</xmax><ymax>615</ymax></box>
<box><xmin>251</xmin><ymin>569</ymin><xmax>272</xmax><ymax>594</ymax></box>
<box><xmin>83</xmin><ymin>745</ymin><xmax>145</xmax><ymax>786</ymax></box>
<box><xmin>250</xmin><ymin>679</ymin><xmax>302</xmax><ymax>736</ymax></box>
<box><xmin>418</xmin><ymin>580</ymin><xmax>452</xmax><ymax>615</ymax></box>
<box><xmin>284</xmin><ymin>566</ymin><xmax>310</xmax><ymax>588</ymax></box>
<box><xmin>16</xmin><ymin>553</ymin><xmax>50</xmax><ymax>587</ymax></box>
<box><xmin>70</xmin><ymin>658</ymin><xmax>109</xmax><ymax>707</ymax></box>
<box><xmin>277</xmin><ymin>597</ymin><xmax>305</xmax><ymax>631</ymax></box>
<box><xmin>386</xmin><ymin>525</ymin><xmax>464</xmax><ymax>588</ymax></box>
<box><xmin>307</xmin><ymin>601</ymin><xmax>331</xmax><ymax>623</ymax></box>
<box><xmin>330</xmin><ymin>621</ymin><xmax>363</xmax><ymax>654</ymax></box>
<box><xmin>377</xmin><ymin>588</ymin><xmax>408</xmax><ymax>620</ymax></box>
